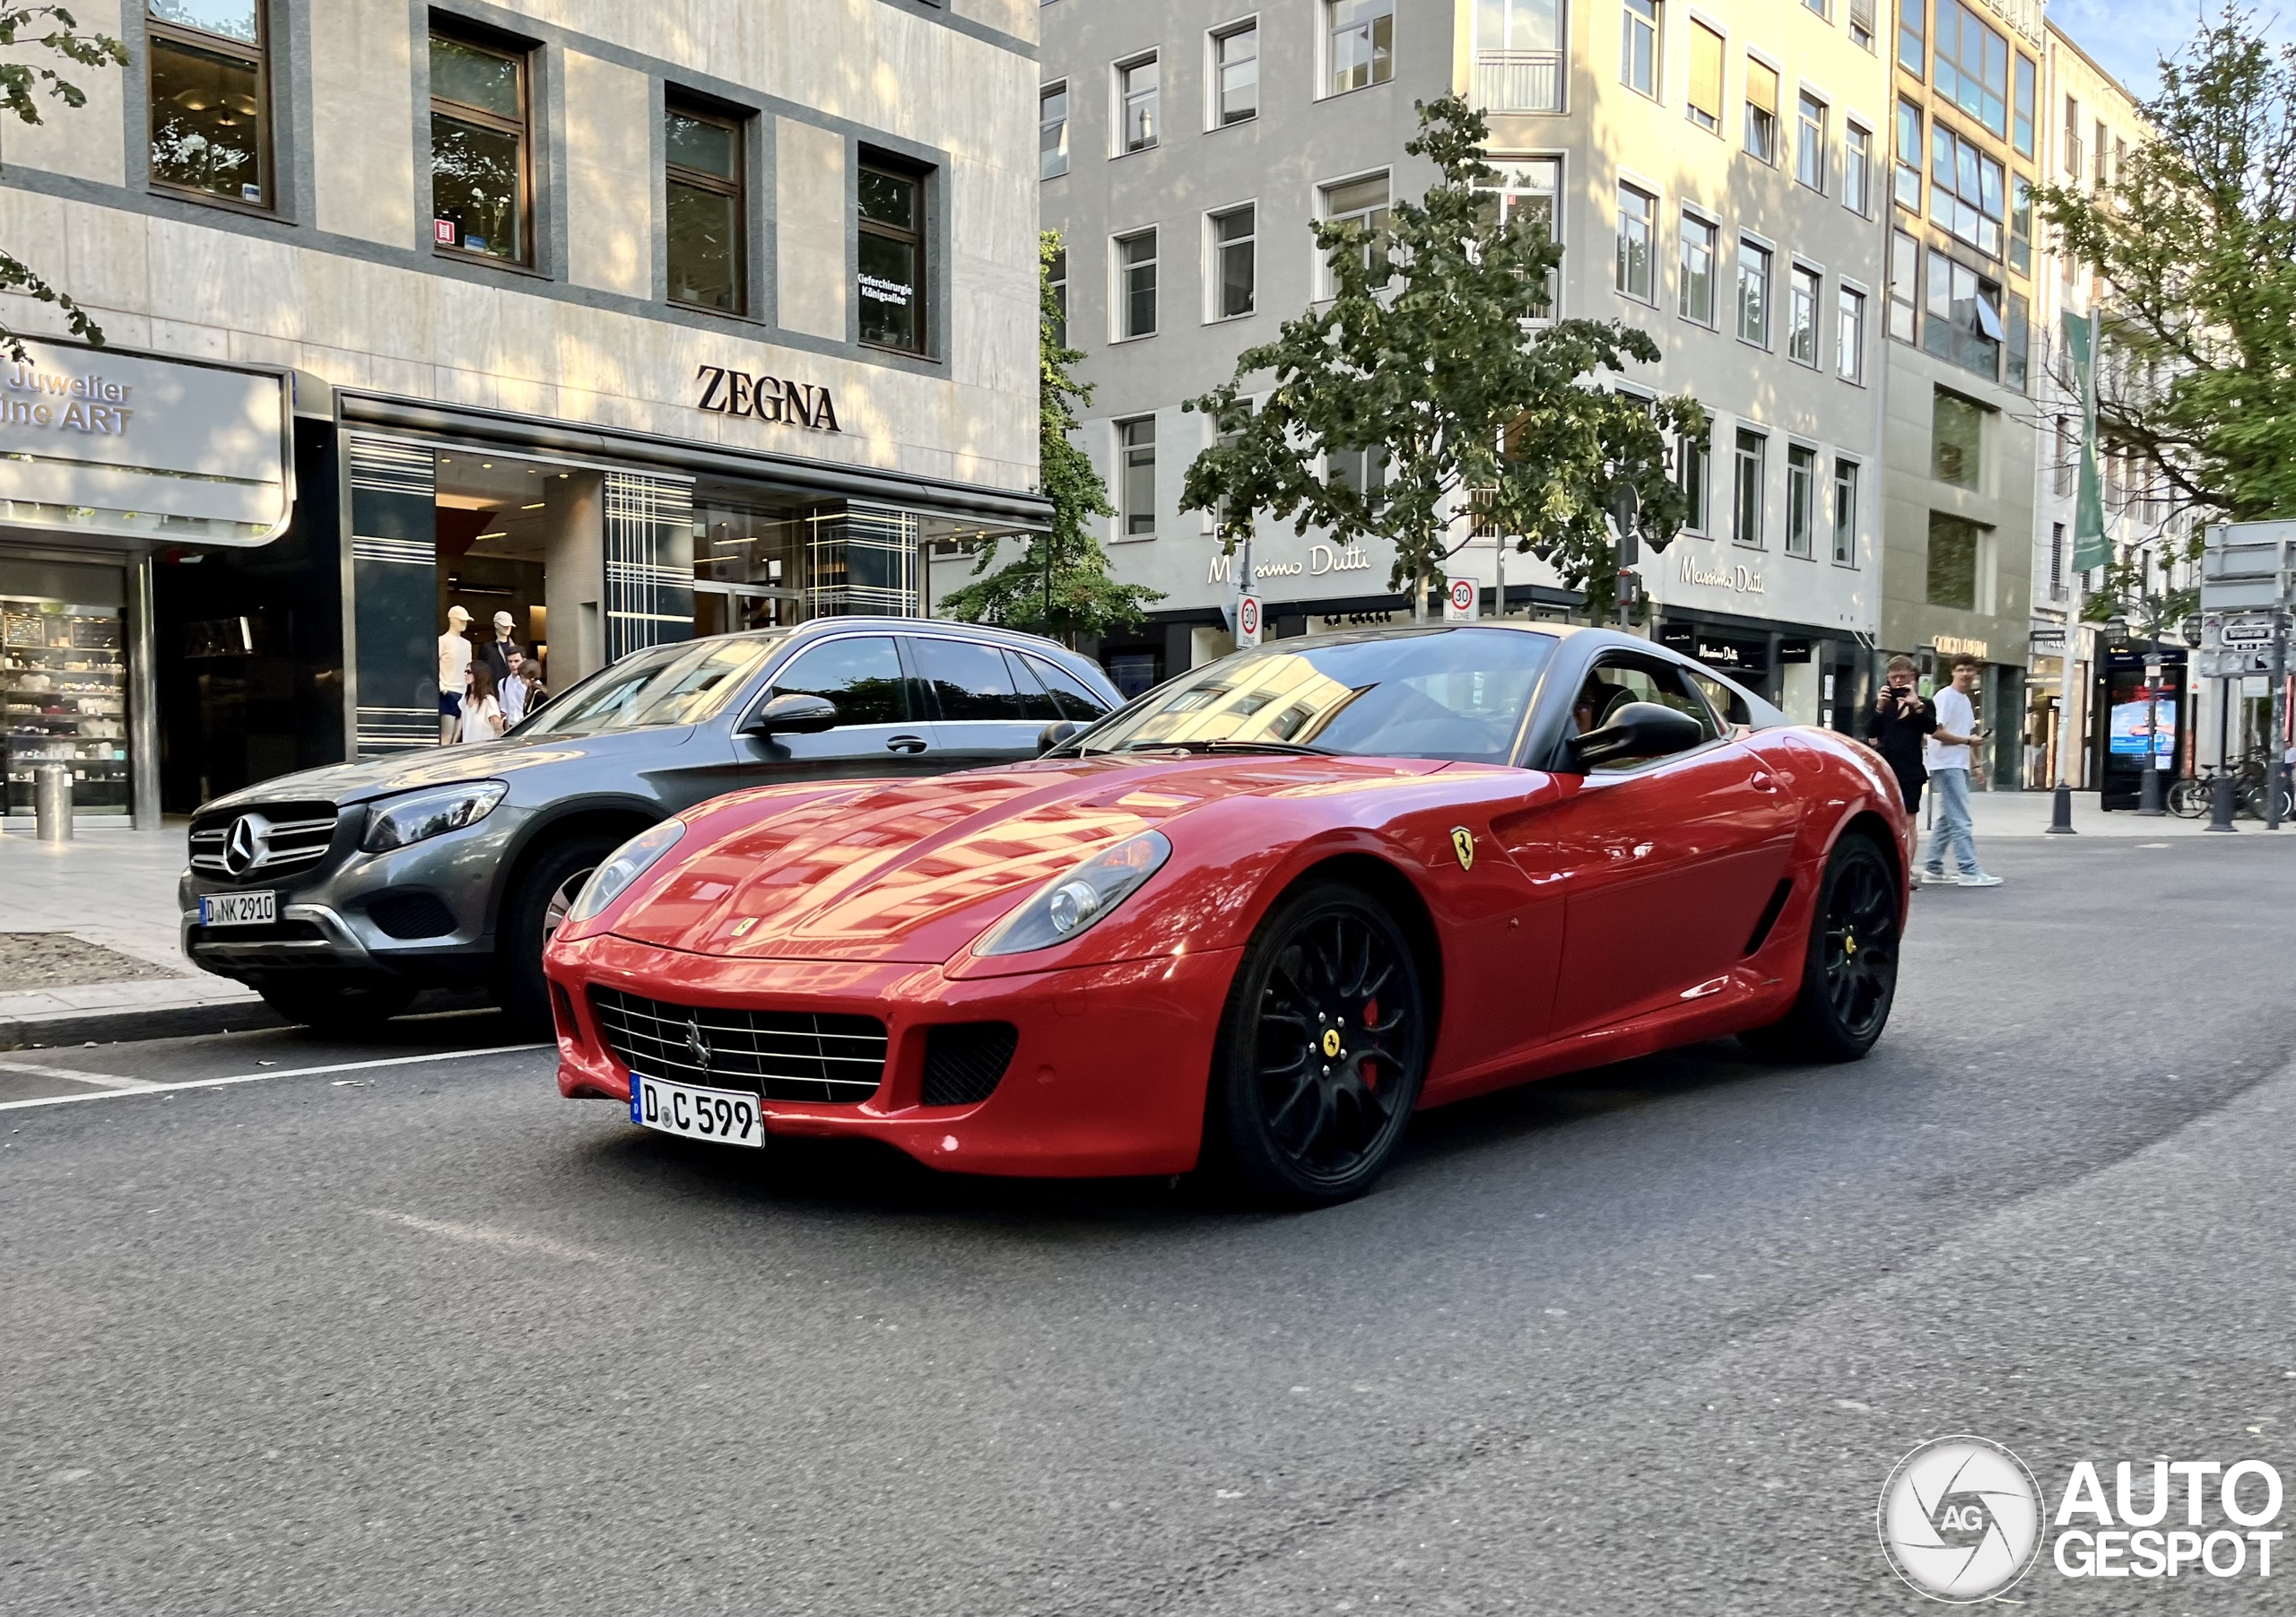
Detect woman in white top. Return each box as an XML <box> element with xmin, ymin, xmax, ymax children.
<box><xmin>459</xmin><ymin>660</ymin><xmax>507</xmax><ymax>743</ymax></box>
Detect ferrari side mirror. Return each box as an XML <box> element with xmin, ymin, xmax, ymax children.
<box><xmin>1567</xmin><ymin>701</ymin><xmax>1707</xmax><ymax>769</ymax></box>
<box><xmin>742</xmin><ymin>692</ymin><xmax>839</xmax><ymax>736</ymax></box>
<box><xmin>1037</xmin><ymin>720</ymin><xmax>1085</xmax><ymax>755</ymax></box>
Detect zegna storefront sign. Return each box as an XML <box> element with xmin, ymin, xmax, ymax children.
<box><xmin>695</xmin><ymin>365</ymin><xmax>841</xmax><ymax>433</ymax></box>
<box><xmin>0</xmin><ymin>339</ymin><xmax>291</xmax><ymax>545</ymax></box>
<box><xmin>1207</xmin><ymin>542</ymin><xmax>1374</xmax><ymax>586</ymax></box>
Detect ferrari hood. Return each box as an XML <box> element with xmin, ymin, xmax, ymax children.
<box><xmin>610</xmin><ymin>753</ymin><xmax>1450</xmax><ymax>963</ymax></box>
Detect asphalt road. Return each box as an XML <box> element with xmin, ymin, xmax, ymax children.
<box><xmin>5</xmin><ymin>834</ymin><xmax>2295</xmax><ymax>1614</ymax></box>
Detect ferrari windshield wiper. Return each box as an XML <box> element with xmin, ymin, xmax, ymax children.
<box><xmin>1118</xmin><ymin>738</ymin><xmax>1335</xmax><ymax>756</ymax></box>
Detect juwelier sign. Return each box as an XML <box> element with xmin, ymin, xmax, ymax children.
<box><xmin>0</xmin><ymin>339</ymin><xmax>292</xmax><ymax>544</ymax></box>
<box><xmin>695</xmin><ymin>365</ymin><xmax>842</xmax><ymax>434</ymax></box>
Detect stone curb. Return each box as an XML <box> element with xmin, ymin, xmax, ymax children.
<box><xmin>0</xmin><ymin>1000</ymin><xmax>285</xmax><ymax>1053</ymax></box>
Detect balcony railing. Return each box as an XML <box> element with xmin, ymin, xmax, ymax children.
<box><xmin>1473</xmin><ymin>51</ymin><xmax>1564</xmax><ymax>115</ymax></box>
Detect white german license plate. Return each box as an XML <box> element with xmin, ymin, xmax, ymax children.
<box><xmin>199</xmin><ymin>891</ymin><xmax>276</xmax><ymax>927</ymax></box>
<box><xmin>630</xmin><ymin>1072</ymin><xmax>764</xmax><ymax>1149</ymax></box>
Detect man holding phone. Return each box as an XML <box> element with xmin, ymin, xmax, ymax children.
<box><xmin>1923</xmin><ymin>654</ymin><xmax>2002</xmax><ymax>887</ymax></box>
<box><xmin>1867</xmin><ymin>654</ymin><xmax>1936</xmax><ymax>815</ymax></box>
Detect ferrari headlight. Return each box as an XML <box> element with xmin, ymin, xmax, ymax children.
<box><xmin>360</xmin><ymin>781</ymin><xmax>508</xmax><ymax>853</ymax></box>
<box><xmin>565</xmin><ymin>819</ymin><xmax>687</xmax><ymax>926</ymax></box>
<box><xmin>976</xmin><ymin>831</ymin><xmax>1171</xmax><ymax>957</ymax></box>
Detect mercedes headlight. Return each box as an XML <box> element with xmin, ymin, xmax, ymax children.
<box><xmin>360</xmin><ymin>781</ymin><xmax>508</xmax><ymax>853</ymax></box>
<box><xmin>565</xmin><ymin>819</ymin><xmax>687</xmax><ymax>926</ymax></box>
<box><xmin>975</xmin><ymin>831</ymin><xmax>1172</xmax><ymax>957</ymax></box>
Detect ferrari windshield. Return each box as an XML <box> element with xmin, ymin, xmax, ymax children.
<box><xmin>517</xmin><ymin>633</ymin><xmax>786</xmax><ymax>736</ymax></box>
<box><xmin>1079</xmin><ymin>628</ymin><xmax>1558</xmax><ymax>765</ymax></box>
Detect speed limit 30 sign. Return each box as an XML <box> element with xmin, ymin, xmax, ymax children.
<box><xmin>1445</xmin><ymin>577</ymin><xmax>1478</xmax><ymax>621</ymax></box>
<box><xmin>1237</xmin><ymin>593</ymin><xmax>1262</xmax><ymax>646</ymax></box>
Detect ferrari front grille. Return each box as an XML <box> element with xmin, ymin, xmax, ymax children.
<box><xmin>588</xmin><ymin>986</ymin><xmax>888</xmax><ymax>1104</ymax></box>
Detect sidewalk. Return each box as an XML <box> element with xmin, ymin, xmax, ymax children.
<box><xmin>0</xmin><ymin>820</ymin><xmax>269</xmax><ymax>1049</ymax></box>
<box><xmin>1957</xmin><ymin>787</ymin><xmax>2296</xmax><ymax>839</ymax></box>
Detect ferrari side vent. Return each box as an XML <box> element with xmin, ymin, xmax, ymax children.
<box><xmin>922</xmin><ymin>1022</ymin><xmax>1019</xmax><ymax>1108</ymax></box>
<box><xmin>1743</xmin><ymin>880</ymin><xmax>1793</xmax><ymax>957</ymax></box>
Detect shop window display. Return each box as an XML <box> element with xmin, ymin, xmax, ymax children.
<box><xmin>3</xmin><ymin>598</ymin><xmax>130</xmax><ymax>816</ymax></box>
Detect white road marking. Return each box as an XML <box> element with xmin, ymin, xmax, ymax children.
<box><xmin>363</xmin><ymin>1207</ymin><xmax>609</xmax><ymax>1265</ymax></box>
<box><xmin>0</xmin><ymin>1043</ymin><xmax>550</xmax><ymax>1113</ymax></box>
<box><xmin>0</xmin><ymin>1057</ymin><xmax>160</xmax><ymax>1091</ymax></box>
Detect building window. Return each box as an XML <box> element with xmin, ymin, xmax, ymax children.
<box><xmin>1615</xmin><ymin>184</ymin><xmax>1656</xmax><ymax>301</ymax></box>
<box><xmin>1889</xmin><ymin>230</ymin><xmax>1918</xmax><ymax>342</ymax></box>
<box><xmin>147</xmin><ymin>0</ymin><xmax>271</xmax><ymax>207</ymax></box>
<box><xmin>1622</xmin><ymin>0</ymin><xmax>1658</xmax><ymax>97</ymax></box>
<box><xmin>1786</xmin><ymin>444</ymin><xmax>1817</xmax><ymax>557</ymax></box>
<box><xmin>1328</xmin><ymin>0</ymin><xmax>1395</xmax><ymax>95</ymax></box>
<box><xmin>1796</xmin><ymin>93</ymin><xmax>1828</xmax><ymax>192</ymax></box>
<box><xmin>1687</xmin><ymin>22</ymin><xmax>1723</xmax><ymax>134</ymax></box>
<box><xmin>2065</xmin><ymin>97</ymin><xmax>2083</xmax><ymax>178</ymax></box>
<box><xmin>1119</xmin><ymin>54</ymin><xmax>1159</xmax><ymax>152</ymax></box>
<box><xmin>1040</xmin><ymin>82</ymin><xmax>1070</xmax><ymax>178</ymax></box>
<box><xmin>1321</xmin><ymin>173</ymin><xmax>1391</xmax><ymax>290</ymax></box>
<box><xmin>2005</xmin><ymin>291</ymin><xmax>2029</xmax><ymax>391</ymax></box>
<box><xmin>2049</xmin><ymin>521</ymin><xmax>2066</xmax><ymax>598</ymax></box>
<box><xmin>2094</xmin><ymin>119</ymin><xmax>2108</xmax><ymax>190</ymax></box>
<box><xmin>2009</xmin><ymin>175</ymin><xmax>2031</xmax><ymax>274</ymax></box>
<box><xmin>1831</xmin><ymin>457</ymin><xmax>1859</xmax><ymax>564</ymax></box>
<box><xmin>1849</xmin><ymin>0</ymin><xmax>1876</xmax><ymax>51</ymax></box>
<box><xmin>858</xmin><ymin>162</ymin><xmax>927</xmax><ymax>353</ymax></box>
<box><xmin>1474</xmin><ymin>0</ymin><xmax>1566</xmax><ymax>114</ymax></box>
<box><xmin>430</xmin><ymin>30</ymin><xmax>530</xmax><ymax>264</ymax></box>
<box><xmin>1679</xmin><ymin>212</ymin><xmax>1718</xmax><ymax>325</ymax></box>
<box><xmin>1736</xmin><ymin>240</ymin><xmax>1770</xmax><ymax>346</ymax></box>
<box><xmin>1837</xmin><ymin>283</ymin><xmax>1866</xmax><ymax>381</ymax></box>
<box><xmin>1115</xmin><ymin>228</ymin><xmax>1158</xmax><ymax>338</ymax></box>
<box><xmin>1923</xmin><ymin>250</ymin><xmax>2003</xmax><ymax>380</ymax></box>
<box><xmin>1328</xmin><ymin>445</ymin><xmax>1388</xmax><ymax>503</ymax></box>
<box><xmin>1894</xmin><ymin>99</ymin><xmax>1922</xmax><ymax>211</ymax></box>
<box><xmin>1932</xmin><ymin>390</ymin><xmax>1984</xmax><ymax>488</ymax></box>
<box><xmin>1213</xmin><ymin>22</ymin><xmax>1259</xmax><ymax>126</ymax></box>
<box><xmin>1787</xmin><ymin>264</ymin><xmax>1820</xmax><ymax>365</ymax></box>
<box><xmin>2054</xmin><ymin>415</ymin><xmax>2074</xmax><ymax>497</ymax></box>
<box><xmin>660</xmin><ymin>110</ymin><xmax>748</xmax><ymax>321</ymax></box>
<box><xmin>1679</xmin><ymin>423</ymin><xmax>1711</xmax><ymax>531</ymax></box>
<box><xmin>2013</xmin><ymin>53</ymin><xmax>2037</xmax><ymax>157</ymax></box>
<box><xmin>1899</xmin><ymin>0</ymin><xmax>1926</xmax><ymax>76</ymax></box>
<box><xmin>1926</xmin><ymin>513</ymin><xmax>1981</xmax><ymax>610</ymax></box>
<box><xmin>1733</xmin><ymin>428</ymin><xmax>1766</xmax><ymax>548</ymax></box>
<box><xmin>1210</xmin><ymin>204</ymin><xmax>1255</xmax><ymax>319</ymax></box>
<box><xmin>1844</xmin><ymin>122</ymin><xmax>1873</xmax><ymax>215</ymax></box>
<box><xmin>1118</xmin><ymin>417</ymin><xmax>1156</xmax><ymax>537</ymax></box>
<box><xmin>1804</xmin><ymin>0</ymin><xmax>1828</xmax><ymax>16</ymax></box>
<box><xmin>1481</xmin><ymin>160</ymin><xmax>1559</xmax><ymax>317</ymax></box>
<box><xmin>1935</xmin><ymin>0</ymin><xmax>2009</xmax><ymax>137</ymax></box>
<box><xmin>1929</xmin><ymin>123</ymin><xmax>2005</xmax><ymax>256</ymax></box>
<box><xmin>1744</xmin><ymin>58</ymin><xmax>1779</xmax><ymax>163</ymax></box>
<box><xmin>1048</xmin><ymin>247</ymin><xmax>1068</xmax><ymax>351</ymax></box>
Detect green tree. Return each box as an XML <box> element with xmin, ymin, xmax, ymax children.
<box><xmin>938</xmin><ymin>232</ymin><xmax>1162</xmax><ymax>643</ymax></box>
<box><xmin>1182</xmin><ymin>95</ymin><xmax>1704</xmax><ymax>621</ymax></box>
<box><xmin>2033</xmin><ymin>8</ymin><xmax>2296</xmax><ymax>525</ymax></box>
<box><xmin>1</xmin><ymin>4</ymin><xmax>128</xmax><ymax>361</ymax></box>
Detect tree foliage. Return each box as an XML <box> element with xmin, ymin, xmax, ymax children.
<box><xmin>938</xmin><ymin>232</ymin><xmax>1162</xmax><ymax>642</ymax></box>
<box><xmin>2033</xmin><ymin>8</ymin><xmax>2296</xmax><ymax>524</ymax></box>
<box><xmin>0</xmin><ymin>4</ymin><xmax>127</xmax><ymax>361</ymax></box>
<box><xmin>1181</xmin><ymin>95</ymin><xmax>1704</xmax><ymax>619</ymax></box>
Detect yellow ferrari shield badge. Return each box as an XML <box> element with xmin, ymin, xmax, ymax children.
<box><xmin>1322</xmin><ymin>1028</ymin><xmax>1343</xmax><ymax>1058</ymax></box>
<box><xmin>1450</xmin><ymin>827</ymin><xmax>1475</xmax><ymax>871</ymax></box>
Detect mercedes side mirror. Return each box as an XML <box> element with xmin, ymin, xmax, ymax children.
<box><xmin>743</xmin><ymin>692</ymin><xmax>839</xmax><ymax>736</ymax></box>
<box><xmin>1567</xmin><ymin>701</ymin><xmax>1706</xmax><ymax>769</ymax></box>
<box><xmin>1037</xmin><ymin>720</ymin><xmax>1085</xmax><ymax>755</ymax></box>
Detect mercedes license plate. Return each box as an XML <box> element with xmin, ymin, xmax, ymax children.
<box><xmin>198</xmin><ymin>891</ymin><xmax>276</xmax><ymax>927</ymax></box>
<box><xmin>630</xmin><ymin>1072</ymin><xmax>764</xmax><ymax>1149</ymax></box>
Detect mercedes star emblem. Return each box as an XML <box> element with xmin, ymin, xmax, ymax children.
<box><xmin>222</xmin><ymin>813</ymin><xmax>270</xmax><ymax>878</ymax></box>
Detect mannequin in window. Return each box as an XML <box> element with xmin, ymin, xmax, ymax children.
<box><xmin>480</xmin><ymin>609</ymin><xmax>518</xmax><ymax>686</ymax></box>
<box><xmin>438</xmin><ymin>604</ymin><xmax>473</xmax><ymax>743</ymax></box>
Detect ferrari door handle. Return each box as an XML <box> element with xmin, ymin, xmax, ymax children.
<box><xmin>1749</xmin><ymin>770</ymin><xmax>1779</xmax><ymax>793</ymax></box>
<box><xmin>885</xmin><ymin>735</ymin><xmax>929</xmax><ymax>755</ymax></box>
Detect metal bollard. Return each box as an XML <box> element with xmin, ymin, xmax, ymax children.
<box><xmin>33</xmin><ymin>765</ymin><xmax>74</xmax><ymax>843</ymax></box>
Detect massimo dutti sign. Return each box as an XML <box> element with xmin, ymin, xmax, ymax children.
<box><xmin>695</xmin><ymin>365</ymin><xmax>841</xmax><ymax>434</ymax></box>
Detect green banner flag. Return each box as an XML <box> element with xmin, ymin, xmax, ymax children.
<box><xmin>2065</xmin><ymin>310</ymin><xmax>2110</xmax><ymax>572</ymax></box>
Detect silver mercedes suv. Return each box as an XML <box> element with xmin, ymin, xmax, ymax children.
<box><xmin>179</xmin><ymin>619</ymin><xmax>1122</xmax><ymax>1034</ymax></box>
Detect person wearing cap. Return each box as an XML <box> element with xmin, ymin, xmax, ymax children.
<box><xmin>438</xmin><ymin>604</ymin><xmax>473</xmax><ymax>744</ymax></box>
<box><xmin>480</xmin><ymin>609</ymin><xmax>520</xmax><ymax>687</ymax></box>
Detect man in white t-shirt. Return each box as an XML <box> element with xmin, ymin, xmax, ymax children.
<box><xmin>1921</xmin><ymin>655</ymin><xmax>2002</xmax><ymax>887</ymax></box>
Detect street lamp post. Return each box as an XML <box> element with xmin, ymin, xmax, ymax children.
<box><xmin>2138</xmin><ymin>649</ymin><xmax>2166</xmax><ymax>815</ymax></box>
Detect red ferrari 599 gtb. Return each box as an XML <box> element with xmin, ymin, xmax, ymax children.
<box><xmin>545</xmin><ymin>623</ymin><xmax>1912</xmax><ymax>1205</ymax></box>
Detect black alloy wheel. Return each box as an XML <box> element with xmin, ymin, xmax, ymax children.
<box><xmin>497</xmin><ymin>832</ymin><xmax>622</xmax><ymax>1035</ymax></box>
<box><xmin>1209</xmin><ymin>882</ymin><xmax>1429</xmax><ymax>1207</ymax></box>
<box><xmin>1742</xmin><ymin>833</ymin><xmax>1900</xmax><ymax>1064</ymax></box>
